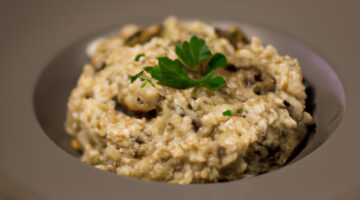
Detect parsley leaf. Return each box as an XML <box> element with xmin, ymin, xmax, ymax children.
<box><xmin>223</xmin><ymin>110</ymin><xmax>233</xmax><ymax>116</ymax></box>
<box><xmin>176</xmin><ymin>35</ymin><xmax>212</xmax><ymax>71</ymax></box>
<box><xmin>206</xmin><ymin>53</ymin><xmax>227</xmax><ymax>74</ymax></box>
<box><xmin>145</xmin><ymin>57</ymin><xmax>196</xmax><ymax>89</ymax></box>
<box><xmin>130</xmin><ymin>35</ymin><xmax>228</xmax><ymax>90</ymax></box>
<box><xmin>200</xmin><ymin>73</ymin><xmax>225</xmax><ymax>89</ymax></box>
<box><xmin>145</xmin><ymin>57</ymin><xmax>225</xmax><ymax>89</ymax></box>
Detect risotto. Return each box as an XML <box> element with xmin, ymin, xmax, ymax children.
<box><xmin>65</xmin><ymin>17</ymin><xmax>314</xmax><ymax>184</ymax></box>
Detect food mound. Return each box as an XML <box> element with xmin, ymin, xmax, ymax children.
<box><xmin>66</xmin><ymin>17</ymin><xmax>314</xmax><ymax>184</ymax></box>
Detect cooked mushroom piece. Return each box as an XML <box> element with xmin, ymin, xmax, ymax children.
<box><xmin>125</xmin><ymin>24</ymin><xmax>163</xmax><ymax>46</ymax></box>
<box><xmin>215</xmin><ymin>27</ymin><xmax>250</xmax><ymax>48</ymax></box>
<box><xmin>240</xmin><ymin>66</ymin><xmax>276</xmax><ymax>94</ymax></box>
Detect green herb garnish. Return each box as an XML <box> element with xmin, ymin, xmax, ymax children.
<box><xmin>134</xmin><ymin>53</ymin><xmax>145</xmax><ymax>62</ymax></box>
<box><xmin>129</xmin><ymin>71</ymin><xmax>154</xmax><ymax>88</ymax></box>
<box><xmin>175</xmin><ymin>35</ymin><xmax>212</xmax><ymax>71</ymax></box>
<box><xmin>223</xmin><ymin>110</ymin><xmax>233</xmax><ymax>116</ymax></box>
<box><xmin>130</xmin><ymin>35</ymin><xmax>227</xmax><ymax>90</ymax></box>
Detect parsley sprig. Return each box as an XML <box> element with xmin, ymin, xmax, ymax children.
<box><xmin>130</xmin><ymin>35</ymin><xmax>227</xmax><ymax>90</ymax></box>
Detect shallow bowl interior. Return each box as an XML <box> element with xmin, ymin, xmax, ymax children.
<box><xmin>33</xmin><ymin>21</ymin><xmax>346</xmax><ymax>178</ymax></box>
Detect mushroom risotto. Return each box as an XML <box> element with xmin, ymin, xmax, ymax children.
<box><xmin>65</xmin><ymin>17</ymin><xmax>314</xmax><ymax>184</ymax></box>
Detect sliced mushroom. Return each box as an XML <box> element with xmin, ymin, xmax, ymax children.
<box><xmin>113</xmin><ymin>96</ymin><xmax>157</xmax><ymax>120</ymax></box>
<box><xmin>224</xmin><ymin>64</ymin><xmax>239</xmax><ymax>73</ymax></box>
<box><xmin>215</xmin><ymin>27</ymin><xmax>250</xmax><ymax>48</ymax></box>
<box><xmin>242</xmin><ymin>67</ymin><xmax>262</xmax><ymax>86</ymax></box>
<box><xmin>238</xmin><ymin>66</ymin><xmax>276</xmax><ymax>95</ymax></box>
<box><xmin>191</xmin><ymin>119</ymin><xmax>202</xmax><ymax>132</ymax></box>
<box><xmin>125</xmin><ymin>24</ymin><xmax>163</xmax><ymax>46</ymax></box>
<box><xmin>255</xmin><ymin>70</ymin><xmax>276</xmax><ymax>94</ymax></box>
<box><xmin>94</xmin><ymin>62</ymin><xmax>107</xmax><ymax>73</ymax></box>
<box><xmin>303</xmin><ymin>79</ymin><xmax>316</xmax><ymax>115</ymax></box>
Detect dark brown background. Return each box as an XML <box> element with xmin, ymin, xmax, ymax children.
<box><xmin>0</xmin><ymin>0</ymin><xmax>359</xmax><ymax>199</ymax></box>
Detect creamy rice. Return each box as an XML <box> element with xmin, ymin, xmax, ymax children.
<box><xmin>65</xmin><ymin>17</ymin><xmax>314</xmax><ymax>184</ymax></box>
